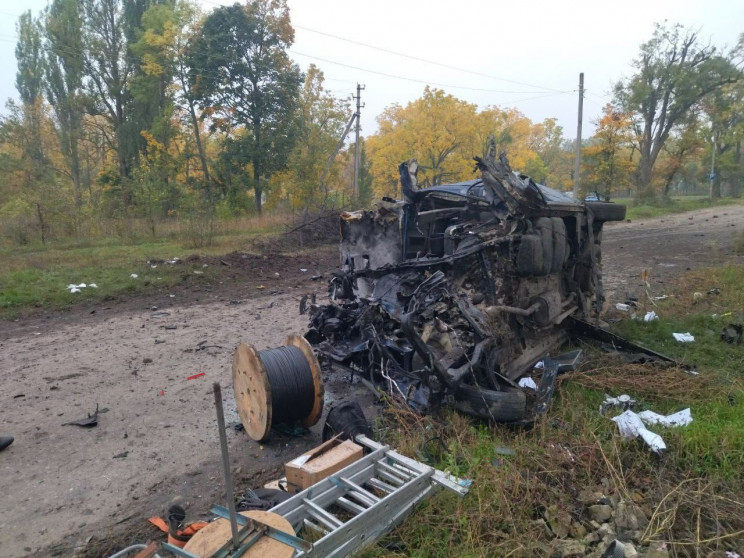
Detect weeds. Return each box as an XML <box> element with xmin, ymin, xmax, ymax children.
<box><xmin>362</xmin><ymin>264</ymin><xmax>744</xmax><ymax>556</ymax></box>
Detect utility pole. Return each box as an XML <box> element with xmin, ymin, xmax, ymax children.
<box><xmin>572</xmin><ymin>72</ymin><xmax>584</xmax><ymax>199</ymax></box>
<box><xmin>353</xmin><ymin>83</ymin><xmax>365</xmax><ymax>200</ymax></box>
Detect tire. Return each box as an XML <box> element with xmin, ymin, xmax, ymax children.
<box><xmin>516</xmin><ymin>234</ymin><xmax>543</xmax><ymax>276</ymax></box>
<box><xmin>534</xmin><ymin>217</ymin><xmax>554</xmax><ymax>275</ymax></box>
<box><xmin>452</xmin><ymin>384</ymin><xmax>526</xmax><ymax>422</ymax></box>
<box><xmin>586</xmin><ymin>201</ymin><xmax>626</xmax><ymax>222</ymax></box>
<box><xmin>550</xmin><ymin>217</ymin><xmax>567</xmax><ymax>273</ymax></box>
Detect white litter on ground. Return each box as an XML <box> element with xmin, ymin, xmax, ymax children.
<box><xmin>67</xmin><ymin>283</ymin><xmax>96</xmax><ymax>293</ymax></box>
<box><xmin>518</xmin><ymin>377</ymin><xmax>538</xmax><ymax>390</ymax></box>
<box><xmin>616</xmin><ymin>303</ymin><xmax>631</xmax><ymax>312</ymax></box>
<box><xmin>300</xmin><ymin>268</ymin><xmax>308</xmax><ymax>272</ymax></box>
<box><xmin>611</xmin><ymin>408</ymin><xmax>693</xmax><ymax>453</ymax></box>
<box><xmin>637</xmin><ymin>408</ymin><xmax>693</xmax><ymax>427</ymax></box>
<box><xmin>673</xmin><ymin>332</ymin><xmax>694</xmax><ymax>342</ymax></box>
<box><xmin>130</xmin><ymin>273</ymin><xmax>138</xmax><ymax>279</ymax></box>
<box><xmin>643</xmin><ymin>311</ymin><xmax>658</xmax><ymax>322</ymax></box>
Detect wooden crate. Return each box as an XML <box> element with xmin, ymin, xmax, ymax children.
<box><xmin>285</xmin><ymin>437</ymin><xmax>364</xmax><ymax>493</ymax></box>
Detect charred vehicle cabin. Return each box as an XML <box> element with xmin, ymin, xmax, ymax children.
<box><xmin>305</xmin><ymin>154</ymin><xmax>627</xmax><ymax>422</ymax></box>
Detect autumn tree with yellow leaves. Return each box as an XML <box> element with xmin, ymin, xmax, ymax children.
<box><xmin>581</xmin><ymin>105</ymin><xmax>636</xmax><ymax>200</ymax></box>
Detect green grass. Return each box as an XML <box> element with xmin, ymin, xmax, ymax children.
<box><xmin>359</xmin><ymin>264</ymin><xmax>744</xmax><ymax>557</ymax></box>
<box><xmin>613</xmin><ymin>195</ymin><xmax>744</xmax><ymax>221</ymax></box>
<box><xmin>0</xmin><ymin>219</ymin><xmax>282</xmax><ymax>319</ymax></box>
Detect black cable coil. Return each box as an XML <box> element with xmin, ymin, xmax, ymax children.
<box><xmin>258</xmin><ymin>345</ymin><xmax>315</xmax><ymax>424</ymax></box>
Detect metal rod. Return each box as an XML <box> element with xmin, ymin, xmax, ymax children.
<box><xmin>213</xmin><ymin>382</ymin><xmax>240</xmax><ymax>551</ymax></box>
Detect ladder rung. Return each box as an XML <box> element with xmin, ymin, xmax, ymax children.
<box><xmin>339</xmin><ymin>477</ymin><xmax>380</xmax><ymax>504</ymax></box>
<box><xmin>391</xmin><ymin>462</ymin><xmax>419</xmax><ymax>478</ymax></box>
<box><xmin>303</xmin><ymin>498</ymin><xmax>344</xmax><ymax>530</ymax></box>
<box><xmin>366</xmin><ymin>477</ymin><xmax>396</xmax><ymax>494</ymax></box>
<box><xmin>387</xmin><ymin>453</ymin><xmax>427</xmax><ymax>474</ymax></box>
<box><xmin>328</xmin><ymin>476</ymin><xmax>376</xmax><ymax>507</ymax></box>
<box><xmin>335</xmin><ymin>496</ymin><xmax>366</xmax><ymax>515</ymax></box>
<box><xmin>303</xmin><ymin>517</ymin><xmax>329</xmax><ymax>536</ymax></box>
<box><xmin>377</xmin><ymin>460</ymin><xmax>412</xmax><ymax>482</ymax></box>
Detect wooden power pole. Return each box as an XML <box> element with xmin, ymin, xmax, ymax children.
<box><xmin>353</xmin><ymin>83</ymin><xmax>365</xmax><ymax>200</ymax></box>
<box><xmin>573</xmin><ymin>72</ymin><xmax>584</xmax><ymax>199</ymax></box>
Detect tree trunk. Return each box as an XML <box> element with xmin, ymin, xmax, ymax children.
<box><xmin>635</xmin><ymin>157</ymin><xmax>655</xmax><ymax>201</ymax></box>
<box><xmin>733</xmin><ymin>140</ymin><xmax>742</xmax><ymax>198</ymax></box>
<box><xmin>253</xmin><ymin>162</ymin><xmax>262</xmax><ymax>215</ymax></box>
<box><xmin>187</xmin><ymin>101</ymin><xmax>211</xmax><ymax>189</ymax></box>
<box><xmin>253</xmin><ymin>123</ymin><xmax>262</xmax><ymax>215</ymax></box>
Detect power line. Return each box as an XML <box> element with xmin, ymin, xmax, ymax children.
<box><xmin>289</xmin><ymin>49</ymin><xmax>571</xmax><ymax>95</ymax></box>
<box><xmin>196</xmin><ymin>0</ymin><xmax>567</xmax><ymax>94</ymax></box>
<box><xmin>292</xmin><ymin>24</ymin><xmax>565</xmax><ymax>93</ymax></box>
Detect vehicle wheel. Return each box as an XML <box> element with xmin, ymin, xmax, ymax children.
<box><xmin>585</xmin><ymin>201</ymin><xmax>626</xmax><ymax>222</ymax></box>
<box><xmin>452</xmin><ymin>384</ymin><xmax>526</xmax><ymax>422</ymax></box>
<box><xmin>516</xmin><ymin>234</ymin><xmax>543</xmax><ymax>276</ymax></box>
<box><xmin>535</xmin><ymin>217</ymin><xmax>554</xmax><ymax>275</ymax></box>
<box><xmin>550</xmin><ymin>217</ymin><xmax>567</xmax><ymax>273</ymax></box>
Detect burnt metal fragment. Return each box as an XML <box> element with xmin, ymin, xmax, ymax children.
<box><xmin>303</xmin><ymin>153</ymin><xmax>630</xmax><ymax>422</ymax></box>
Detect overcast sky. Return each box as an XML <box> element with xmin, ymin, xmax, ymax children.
<box><xmin>0</xmin><ymin>0</ymin><xmax>741</xmax><ymax>140</ymax></box>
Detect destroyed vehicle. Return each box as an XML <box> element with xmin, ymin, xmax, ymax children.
<box><xmin>305</xmin><ymin>154</ymin><xmax>626</xmax><ymax>423</ymax></box>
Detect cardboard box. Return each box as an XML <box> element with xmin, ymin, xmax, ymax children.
<box><xmin>285</xmin><ymin>437</ymin><xmax>364</xmax><ymax>493</ymax></box>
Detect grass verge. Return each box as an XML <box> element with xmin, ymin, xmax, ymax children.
<box><xmin>0</xmin><ymin>224</ymin><xmax>277</xmax><ymax>319</ymax></box>
<box><xmin>361</xmin><ymin>264</ymin><xmax>744</xmax><ymax>557</ymax></box>
<box><xmin>614</xmin><ymin>196</ymin><xmax>744</xmax><ymax>221</ymax></box>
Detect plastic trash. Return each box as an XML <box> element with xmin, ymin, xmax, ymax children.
<box><xmin>518</xmin><ymin>377</ymin><xmax>538</xmax><ymax>390</ymax></box>
<box><xmin>610</xmin><ymin>408</ymin><xmax>692</xmax><ymax>453</ymax></box>
<box><xmin>672</xmin><ymin>332</ymin><xmax>694</xmax><ymax>342</ymax></box>
<box><xmin>643</xmin><ymin>311</ymin><xmax>658</xmax><ymax>322</ymax></box>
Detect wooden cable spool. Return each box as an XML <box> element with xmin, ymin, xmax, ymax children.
<box><xmin>233</xmin><ymin>335</ymin><xmax>324</xmax><ymax>441</ymax></box>
<box><xmin>182</xmin><ymin>511</ymin><xmax>295</xmax><ymax>558</ymax></box>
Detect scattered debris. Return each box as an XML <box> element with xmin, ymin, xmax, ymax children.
<box><xmin>151</xmin><ymin>311</ymin><xmax>170</xmax><ymax>318</ymax></box>
<box><xmin>62</xmin><ymin>404</ymin><xmax>99</xmax><ymax>428</ymax></box>
<box><xmin>300</xmin><ymin>268</ymin><xmax>308</xmax><ymax>272</ymax></box>
<box><xmin>112</xmin><ymin>451</ymin><xmax>128</xmax><ymax>459</ymax></box>
<box><xmin>300</xmin><ymin>153</ymin><xmax>627</xmax><ymax>423</ymax></box>
<box><xmin>616</xmin><ymin>303</ymin><xmax>631</xmax><ymax>312</ymax></box>
<box><xmin>321</xmin><ymin>401</ymin><xmax>373</xmax><ymax>442</ymax></box>
<box><xmin>643</xmin><ymin>311</ymin><xmax>658</xmax><ymax>322</ymax></box>
<box><xmin>13</xmin><ymin>394</ymin><xmax>25</xmax><ymax>399</ymax></box>
<box><xmin>610</xmin><ymin>407</ymin><xmax>692</xmax><ymax>453</ymax></box>
<box><xmin>600</xmin><ymin>394</ymin><xmax>637</xmax><ymax>415</ymax></box>
<box><xmin>518</xmin><ymin>377</ymin><xmax>538</xmax><ymax>390</ymax></box>
<box><xmin>66</xmin><ymin>283</ymin><xmax>97</xmax><ymax>293</ymax></box>
<box><xmin>721</xmin><ymin>323</ymin><xmax>742</xmax><ymax>344</ymax></box>
<box><xmin>130</xmin><ymin>273</ymin><xmax>138</xmax><ymax>279</ymax></box>
<box><xmin>636</xmin><ymin>408</ymin><xmax>692</xmax><ymax>427</ymax></box>
<box><xmin>186</xmin><ymin>372</ymin><xmax>205</xmax><ymax>381</ymax></box>
<box><xmin>311</xmin><ymin>274</ymin><xmax>323</xmax><ymax>281</ymax></box>
<box><xmin>672</xmin><ymin>332</ymin><xmax>695</xmax><ymax>343</ymax></box>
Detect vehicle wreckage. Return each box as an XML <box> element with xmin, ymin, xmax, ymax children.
<box><xmin>298</xmin><ymin>152</ymin><xmax>639</xmax><ymax>423</ymax></box>
<box><xmin>235</xmin><ymin>153</ymin><xmax>681</xmax><ymax>438</ymax></box>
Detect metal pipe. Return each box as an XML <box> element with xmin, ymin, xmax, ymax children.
<box><xmin>484</xmin><ymin>301</ymin><xmax>541</xmax><ymax>318</ymax></box>
<box><xmin>213</xmin><ymin>382</ymin><xmax>240</xmax><ymax>550</ymax></box>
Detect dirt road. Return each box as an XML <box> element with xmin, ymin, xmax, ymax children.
<box><xmin>1</xmin><ymin>205</ymin><xmax>742</xmax><ymax>557</ymax></box>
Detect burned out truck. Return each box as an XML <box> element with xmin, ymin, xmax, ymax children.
<box><xmin>305</xmin><ymin>153</ymin><xmax>627</xmax><ymax>422</ymax></box>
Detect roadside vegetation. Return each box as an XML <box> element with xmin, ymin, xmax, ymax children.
<box><xmin>1</xmin><ymin>2</ymin><xmax>742</xmax><ymax>253</ymax></box>
<box><xmin>0</xmin><ymin>214</ymin><xmax>285</xmax><ymax>319</ymax></box>
<box><xmin>363</xmin><ymin>265</ymin><xmax>744</xmax><ymax>557</ymax></box>
<box><xmin>616</xmin><ymin>195</ymin><xmax>744</xmax><ymax>221</ymax></box>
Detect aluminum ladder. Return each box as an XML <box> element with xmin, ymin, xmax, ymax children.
<box><xmin>267</xmin><ymin>434</ymin><xmax>470</xmax><ymax>557</ymax></box>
